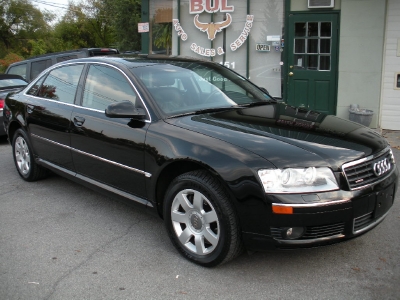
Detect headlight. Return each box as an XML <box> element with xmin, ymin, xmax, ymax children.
<box><xmin>258</xmin><ymin>167</ymin><xmax>339</xmax><ymax>193</ymax></box>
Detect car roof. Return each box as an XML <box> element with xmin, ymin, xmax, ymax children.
<box><xmin>51</xmin><ymin>55</ymin><xmax>221</xmax><ymax>70</ymax></box>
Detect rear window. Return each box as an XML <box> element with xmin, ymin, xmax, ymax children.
<box><xmin>0</xmin><ymin>78</ymin><xmax>27</xmax><ymax>88</ymax></box>
<box><xmin>7</xmin><ymin>63</ymin><xmax>27</xmax><ymax>79</ymax></box>
<box><xmin>31</xmin><ymin>59</ymin><xmax>52</xmax><ymax>81</ymax></box>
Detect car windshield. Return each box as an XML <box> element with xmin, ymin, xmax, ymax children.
<box><xmin>0</xmin><ymin>78</ymin><xmax>27</xmax><ymax>88</ymax></box>
<box><xmin>129</xmin><ymin>61</ymin><xmax>272</xmax><ymax>116</ymax></box>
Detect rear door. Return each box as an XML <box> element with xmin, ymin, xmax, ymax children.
<box><xmin>70</xmin><ymin>63</ymin><xmax>149</xmax><ymax>199</ymax></box>
<box><xmin>26</xmin><ymin>63</ymin><xmax>85</xmax><ymax>171</ymax></box>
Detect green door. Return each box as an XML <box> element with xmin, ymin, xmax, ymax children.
<box><xmin>286</xmin><ymin>13</ymin><xmax>339</xmax><ymax>115</ymax></box>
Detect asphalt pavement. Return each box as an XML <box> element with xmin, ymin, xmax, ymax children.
<box><xmin>0</xmin><ymin>134</ymin><xmax>399</xmax><ymax>300</ymax></box>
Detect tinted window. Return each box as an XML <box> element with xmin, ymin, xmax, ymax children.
<box><xmin>37</xmin><ymin>64</ymin><xmax>84</xmax><ymax>104</ymax></box>
<box><xmin>82</xmin><ymin>65</ymin><xmax>137</xmax><ymax>110</ymax></box>
<box><xmin>56</xmin><ymin>55</ymin><xmax>78</xmax><ymax>63</ymax></box>
<box><xmin>0</xmin><ymin>78</ymin><xmax>27</xmax><ymax>88</ymax></box>
<box><xmin>27</xmin><ymin>75</ymin><xmax>46</xmax><ymax>96</ymax></box>
<box><xmin>31</xmin><ymin>59</ymin><xmax>52</xmax><ymax>80</ymax></box>
<box><xmin>7</xmin><ymin>63</ymin><xmax>27</xmax><ymax>79</ymax></box>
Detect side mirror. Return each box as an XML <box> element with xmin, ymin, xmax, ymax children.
<box><xmin>105</xmin><ymin>100</ymin><xmax>146</xmax><ymax>119</ymax></box>
<box><xmin>259</xmin><ymin>87</ymin><xmax>270</xmax><ymax>95</ymax></box>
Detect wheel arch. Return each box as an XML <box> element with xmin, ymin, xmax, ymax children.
<box><xmin>7</xmin><ymin>120</ymin><xmax>23</xmax><ymax>142</ymax></box>
<box><xmin>154</xmin><ymin>159</ymin><xmax>232</xmax><ymax>219</ymax></box>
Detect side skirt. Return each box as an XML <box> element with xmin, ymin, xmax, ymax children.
<box><xmin>37</xmin><ymin>158</ymin><xmax>157</xmax><ymax>214</ymax></box>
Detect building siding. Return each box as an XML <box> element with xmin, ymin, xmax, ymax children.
<box><xmin>381</xmin><ymin>0</ymin><xmax>400</xmax><ymax>130</ymax></box>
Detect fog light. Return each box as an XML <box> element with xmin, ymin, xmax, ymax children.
<box><xmin>282</xmin><ymin>227</ymin><xmax>305</xmax><ymax>239</ymax></box>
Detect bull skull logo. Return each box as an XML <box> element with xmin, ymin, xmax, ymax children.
<box><xmin>194</xmin><ymin>13</ymin><xmax>232</xmax><ymax>40</ymax></box>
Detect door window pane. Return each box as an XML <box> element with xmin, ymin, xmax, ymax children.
<box><xmin>321</xmin><ymin>22</ymin><xmax>331</xmax><ymax>37</ymax></box>
<box><xmin>308</xmin><ymin>22</ymin><xmax>318</xmax><ymax>37</ymax></box>
<box><xmin>320</xmin><ymin>56</ymin><xmax>331</xmax><ymax>71</ymax></box>
<box><xmin>38</xmin><ymin>65</ymin><xmax>84</xmax><ymax>104</ymax></box>
<box><xmin>307</xmin><ymin>55</ymin><xmax>318</xmax><ymax>70</ymax></box>
<box><xmin>294</xmin><ymin>55</ymin><xmax>305</xmax><ymax>69</ymax></box>
<box><xmin>295</xmin><ymin>22</ymin><xmax>306</xmax><ymax>37</ymax></box>
<box><xmin>82</xmin><ymin>65</ymin><xmax>137</xmax><ymax>111</ymax></box>
<box><xmin>295</xmin><ymin>39</ymin><xmax>306</xmax><ymax>53</ymax></box>
<box><xmin>307</xmin><ymin>39</ymin><xmax>318</xmax><ymax>54</ymax></box>
<box><xmin>320</xmin><ymin>39</ymin><xmax>331</xmax><ymax>54</ymax></box>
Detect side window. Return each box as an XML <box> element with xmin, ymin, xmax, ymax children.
<box><xmin>7</xmin><ymin>63</ymin><xmax>27</xmax><ymax>79</ymax></box>
<box><xmin>31</xmin><ymin>59</ymin><xmax>52</xmax><ymax>80</ymax></box>
<box><xmin>37</xmin><ymin>64</ymin><xmax>84</xmax><ymax>104</ymax></box>
<box><xmin>27</xmin><ymin>75</ymin><xmax>46</xmax><ymax>96</ymax></box>
<box><xmin>82</xmin><ymin>65</ymin><xmax>137</xmax><ymax>110</ymax></box>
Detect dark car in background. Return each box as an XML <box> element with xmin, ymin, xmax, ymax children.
<box><xmin>5</xmin><ymin>48</ymin><xmax>119</xmax><ymax>82</ymax></box>
<box><xmin>0</xmin><ymin>74</ymin><xmax>27</xmax><ymax>136</ymax></box>
<box><xmin>3</xmin><ymin>56</ymin><xmax>398</xmax><ymax>266</ymax></box>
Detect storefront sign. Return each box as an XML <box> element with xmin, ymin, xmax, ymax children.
<box><xmin>190</xmin><ymin>0</ymin><xmax>234</xmax><ymax>14</ymax></box>
<box><xmin>173</xmin><ymin>0</ymin><xmax>254</xmax><ymax>57</ymax></box>
<box><xmin>173</xmin><ymin>20</ymin><xmax>188</xmax><ymax>41</ymax></box>
<box><xmin>138</xmin><ymin>22</ymin><xmax>149</xmax><ymax>33</ymax></box>
<box><xmin>256</xmin><ymin>44</ymin><xmax>270</xmax><ymax>52</ymax></box>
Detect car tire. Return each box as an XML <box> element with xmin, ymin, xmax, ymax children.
<box><xmin>164</xmin><ymin>170</ymin><xmax>243</xmax><ymax>267</ymax></box>
<box><xmin>12</xmin><ymin>129</ymin><xmax>48</xmax><ymax>181</ymax></box>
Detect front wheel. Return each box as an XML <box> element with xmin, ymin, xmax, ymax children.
<box><xmin>164</xmin><ymin>170</ymin><xmax>242</xmax><ymax>267</ymax></box>
<box><xmin>12</xmin><ymin>129</ymin><xmax>48</xmax><ymax>181</ymax></box>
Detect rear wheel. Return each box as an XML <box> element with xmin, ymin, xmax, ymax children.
<box><xmin>12</xmin><ymin>129</ymin><xmax>47</xmax><ymax>181</ymax></box>
<box><xmin>164</xmin><ymin>170</ymin><xmax>242</xmax><ymax>267</ymax></box>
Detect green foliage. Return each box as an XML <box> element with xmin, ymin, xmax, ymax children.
<box><xmin>105</xmin><ymin>0</ymin><xmax>141</xmax><ymax>51</ymax></box>
<box><xmin>153</xmin><ymin>22</ymin><xmax>172</xmax><ymax>55</ymax></box>
<box><xmin>0</xmin><ymin>0</ymin><xmax>143</xmax><ymax>60</ymax></box>
<box><xmin>0</xmin><ymin>52</ymin><xmax>24</xmax><ymax>72</ymax></box>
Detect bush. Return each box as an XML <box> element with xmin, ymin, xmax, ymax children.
<box><xmin>0</xmin><ymin>53</ymin><xmax>24</xmax><ymax>73</ymax></box>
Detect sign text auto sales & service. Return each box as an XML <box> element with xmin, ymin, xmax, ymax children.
<box><xmin>173</xmin><ymin>0</ymin><xmax>254</xmax><ymax>57</ymax></box>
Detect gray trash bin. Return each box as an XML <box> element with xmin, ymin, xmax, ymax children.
<box><xmin>349</xmin><ymin>106</ymin><xmax>374</xmax><ymax>127</ymax></box>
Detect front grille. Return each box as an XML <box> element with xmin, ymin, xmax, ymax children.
<box><xmin>342</xmin><ymin>149</ymin><xmax>395</xmax><ymax>190</ymax></box>
<box><xmin>353</xmin><ymin>212</ymin><xmax>373</xmax><ymax>233</ymax></box>
<box><xmin>271</xmin><ymin>222</ymin><xmax>345</xmax><ymax>240</ymax></box>
<box><xmin>302</xmin><ymin>223</ymin><xmax>345</xmax><ymax>239</ymax></box>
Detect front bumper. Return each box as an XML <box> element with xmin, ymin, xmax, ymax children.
<box><xmin>243</xmin><ymin>166</ymin><xmax>398</xmax><ymax>251</ymax></box>
<box><xmin>0</xmin><ymin>114</ymin><xmax>5</xmax><ymax>136</ymax></box>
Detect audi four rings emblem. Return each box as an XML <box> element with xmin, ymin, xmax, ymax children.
<box><xmin>373</xmin><ymin>158</ymin><xmax>391</xmax><ymax>176</ymax></box>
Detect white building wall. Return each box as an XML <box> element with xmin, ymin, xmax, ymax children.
<box><xmin>380</xmin><ymin>0</ymin><xmax>400</xmax><ymax>130</ymax></box>
<box><xmin>336</xmin><ymin>0</ymin><xmax>386</xmax><ymax>128</ymax></box>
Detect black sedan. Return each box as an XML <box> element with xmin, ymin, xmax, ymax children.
<box><xmin>3</xmin><ymin>56</ymin><xmax>398</xmax><ymax>266</ymax></box>
<box><xmin>0</xmin><ymin>74</ymin><xmax>27</xmax><ymax>136</ymax></box>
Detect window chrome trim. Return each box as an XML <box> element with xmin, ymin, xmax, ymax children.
<box><xmin>23</xmin><ymin>60</ymin><xmax>152</xmax><ymax>123</ymax></box>
<box><xmin>272</xmin><ymin>199</ymin><xmax>350</xmax><ymax>208</ymax></box>
<box><xmin>274</xmin><ymin>234</ymin><xmax>345</xmax><ymax>245</ymax></box>
<box><xmin>37</xmin><ymin>158</ymin><xmax>153</xmax><ymax>208</ymax></box>
<box><xmin>31</xmin><ymin>134</ymin><xmax>152</xmax><ymax>178</ymax></box>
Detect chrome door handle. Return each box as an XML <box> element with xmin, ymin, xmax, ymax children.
<box><xmin>289</xmin><ymin>72</ymin><xmax>294</xmax><ymax>76</ymax></box>
<box><xmin>27</xmin><ymin>104</ymin><xmax>34</xmax><ymax>114</ymax></box>
<box><xmin>73</xmin><ymin>116</ymin><xmax>85</xmax><ymax>127</ymax></box>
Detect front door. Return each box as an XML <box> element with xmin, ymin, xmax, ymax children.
<box><xmin>286</xmin><ymin>13</ymin><xmax>339</xmax><ymax>115</ymax></box>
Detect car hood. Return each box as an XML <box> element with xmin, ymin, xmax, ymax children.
<box><xmin>165</xmin><ymin>103</ymin><xmax>389</xmax><ymax>170</ymax></box>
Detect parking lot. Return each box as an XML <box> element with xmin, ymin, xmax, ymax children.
<box><xmin>0</xmin><ymin>135</ymin><xmax>399</xmax><ymax>300</ymax></box>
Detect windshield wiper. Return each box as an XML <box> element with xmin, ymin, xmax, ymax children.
<box><xmin>238</xmin><ymin>101</ymin><xmax>272</xmax><ymax>108</ymax></box>
<box><xmin>168</xmin><ymin>106</ymin><xmax>239</xmax><ymax>118</ymax></box>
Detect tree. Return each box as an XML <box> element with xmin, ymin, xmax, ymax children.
<box><xmin>54</xmin><ymin>0</ymin><xmax>115</xmax><ymax>49</ymax></box>
<box><xmin>104</xmin><ymin>0</ymin><xmax>141</xmax><ymax>51</ymax></box>
<box><xmin>0</xmin><ymin>0</ymin><xmax>54</xmax><ymax>57</ymax></box>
